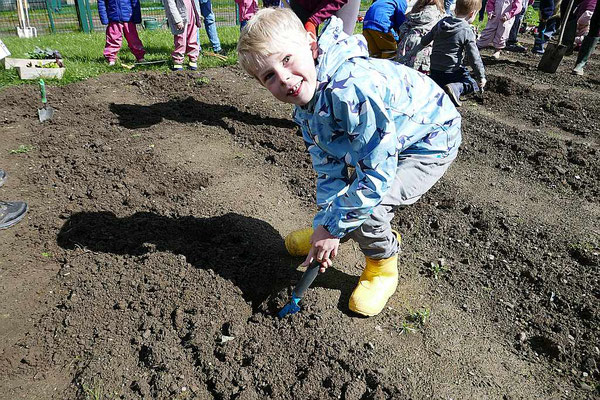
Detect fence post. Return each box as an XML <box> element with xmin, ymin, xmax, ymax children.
<box><xmin>45</xmin><ymin>0</ymin><xmax>56</xmax><ymax>33</ymax></box>
<box><xmin>75</xmin><ymin>0</ymin><xmax>93</xmax><ymax>32</ymax></box>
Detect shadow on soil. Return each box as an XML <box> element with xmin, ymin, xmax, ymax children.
<box><xmin>109</xmin><ymin>97</ymin><xmax>296</xmax><ymax>130</ymax></box>
<box><xmin>56</xmin><ymin>211</ymin><xmax>356</xmax><ymax>315</ymax></box>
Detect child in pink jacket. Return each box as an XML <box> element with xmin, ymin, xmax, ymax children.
<box><xmin>476</xmin><ymin>0</ymin><xmax>522</xmax><ymax>58</ymax></box>
<box><xmin>235</xmin><ymin>0</ymin><xmax>258</xmax><ymax>29</ymax></box>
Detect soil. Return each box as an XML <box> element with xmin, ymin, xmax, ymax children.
<box><xmin>0</xmin><ymin>47</ymin><xmax>598</xmax><ymax>400</ymax></box>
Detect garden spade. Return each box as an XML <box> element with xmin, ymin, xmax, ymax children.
<box><xmin>278</xmin><ymin>260</ymin><xmax>321</xmax><ymax>318</ymax></box>
<box><xmin>38</xmin><ymin>79</ymin><xmax>55</xmax><ymax>122</ymax></box>
<box><xmin>538</xmin><ymin>0</ymin><xmax>575</xmax><ymax>73</ymax></box>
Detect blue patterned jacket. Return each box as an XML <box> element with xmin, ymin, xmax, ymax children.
<box><xmin>293</xmin><ymin>17</ymin><xmax>461</xmax><ymax>238</ymax></box>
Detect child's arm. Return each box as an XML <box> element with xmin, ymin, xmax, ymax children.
<box><xmin>164</xmin><ymin>0</ymin><xmax>183</xmax><ymax>26</ymax></box>
<box><xmin>308</xmin><ymin>85</ymin><xmax>400</xmax><ymax>239</ymax></box>
<box><xmin>97</xmin><ymin>0</ymin><xmax>108</xmax><ymax>25</ymax></box>
<box><xmin>464</xmin><ymin>34</ymin><xmax>486</xmax><ymax>86</ymax></box>
<box><xmin>305</xmin><ymin>0</ymin><xmax>349</xmax><ymax>27</ymax></box>
<box><xmin>503</xmin><ymin>0</ymin><xmax>523</xmax><ymax>20</ymax></box>
<box><xmin>402</xmin><ymin>26</ymin><xmax>435</xmax><ymax>61</ymax></box>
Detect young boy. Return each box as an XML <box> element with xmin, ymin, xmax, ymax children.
<box><xmin>406</xmin><ymin>0</ymin><xmax>486</xmax><ymax>106</ymax></box>
<box><xmin>237</xmin><ymin>8</ymin><xmax>461</xmax><ymax>317</ymax></box>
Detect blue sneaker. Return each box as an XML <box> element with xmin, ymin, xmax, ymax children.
<box><xmin>171</xmin><ymin>64</ymin><xmax>184</xmax><ymax>71</ymax></box>
<box><xmin>188</xmin><ymin>61</ymin><xmax>198</xmax><ymax>71</ymax></box>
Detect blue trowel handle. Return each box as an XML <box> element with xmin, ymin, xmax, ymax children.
<box><xmin>292</xmin><ymin>260</ymin><xmax>321</xmax><ymax>299</ymax></box>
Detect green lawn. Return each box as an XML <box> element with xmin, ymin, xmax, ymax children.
<box><xmin>0</xmin><ymin>25</ymin><xmax>241</xmax><ymax>88</ymax></box>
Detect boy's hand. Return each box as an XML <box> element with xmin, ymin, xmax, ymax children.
<box><xmin>303</xmin><ymin>225</ymin><xmax>340</xmax><ymax>273</ymax></box>
<box><xmin>501</xmin><ymin>14</ymin><xmax>509</xmax><ymax>21</ymax></box>
<box><xmin>176</xmin><ymin>21</ymin><xmax>184</xmax><ymax>30</ymax></box>
<box><xmin>488</xmin><ymin>12</ymin><xmax>495</xmax><ymax>19</ymax></box>
<box><xmin>479</xmin><ymin>78</ymin><xmax>487</xmax><ymax>88</ymax></box>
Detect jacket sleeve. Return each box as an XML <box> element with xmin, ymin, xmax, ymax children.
<box><xmin>419</xmin><ymin>24</ymin><xmax>436</xmax><ymax>46</ymax></box>
<box><xmin>307</xmin><ymin>0</ymin><xmax>349</xmax><ymax>26</ymax></box>
<box><xmin>98</xmin><ymin>0</ymin><xmax>109</xmax><ymax>25</ymax></box>
<box><xmin>464</xmin><ymin>31</ymin><xmax>485</xmax><ymax>80</ymax></box>
<box><xmin>131</xmin><ymin>0</ymin><xmax>142</xmax><ymax>24</ymax></box>
<box><xmin>311</xmin><ymin>84</ymin><xmax>399</xmax><ymax>238</ymax></box>
<box><xmin>506</xmin><ymin>0</ymin><xmax>523</xmax><ymax>18</ymax></box>
<box><xmin>164</xmin><ymin>0</ymin><xmax>183</xmax><ymax>24</ymax></box>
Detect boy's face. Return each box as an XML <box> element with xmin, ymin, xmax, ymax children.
<box><xmin>255</xmin><ymin>33</ymin><xmax>318</xmax><ymax>106</ymax></box>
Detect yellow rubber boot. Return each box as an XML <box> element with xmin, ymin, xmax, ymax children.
<box><xmin>284</xmin><ymin>227</ymin><xmax>314</xmax><ymax>256</ymax></box>
<box><xmin>349</xmin><ymin>231</ymin><xmax>400</xmax><ymax>316</ymax></box>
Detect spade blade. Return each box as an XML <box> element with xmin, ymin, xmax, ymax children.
<box><xmin>38</xmin><ymin>105</ymin><xmax>55</xmax><ymax>122</ymax></box>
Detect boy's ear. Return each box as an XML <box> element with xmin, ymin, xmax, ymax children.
<box><xmin>307</xmin><ymin>31</ymin><xmax>319</xmax><ymax>59</ymax></box>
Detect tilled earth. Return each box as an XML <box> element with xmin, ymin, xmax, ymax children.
<box><xmin>0</xmin><ymin>48</ymin><xmax>598</xmax><ymax>399</ymax></box>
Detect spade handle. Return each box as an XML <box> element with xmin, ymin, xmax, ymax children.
<box><xmin>39</xmin><ymin>79</ymin><xmax>47</xmax><ymax>105</ymax></box>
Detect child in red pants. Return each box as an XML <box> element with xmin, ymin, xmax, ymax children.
<box><xmin>98</xmin><ymin>0</ymin><xmax>145</xmax><ymax>65</ymax></box>
<box><xmin>164</xmin><ymin>0</ymin><xmax>202</xmax><ymax>70</ymax></box>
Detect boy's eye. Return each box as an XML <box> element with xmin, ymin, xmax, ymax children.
<box><xmin>263</xmin><ymin>72</ymin><xmax>274</xmax><ymax>82</ymax></box>
<box><xmin>283</xmin><ymin>55</ymin><xmax>290</xmax><ymax>63</ymax></box>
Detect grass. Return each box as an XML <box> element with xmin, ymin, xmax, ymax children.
<box><xmin>0</xmin><ymin>25</ymin><xmax>240</xmax><ymax>88</ymax></box>
<box><xmin>9</xmin><ymin>144</ymin><xmax>34</xmax><ymax>153</ymax></box>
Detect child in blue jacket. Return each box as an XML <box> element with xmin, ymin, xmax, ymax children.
<box><xmin>98</xmin><ymin>0</ymin><xmax>146</xmax><ymax>65</ymax></box>
<box><xmin>238</xmin><ymin>8</ymin><xmax>461</xmax><ymax>317</ymax></box>
<box><xmin>362</xmin><ymin>0</ymin><xmax>408</xmax><ymax>58</ymax></box>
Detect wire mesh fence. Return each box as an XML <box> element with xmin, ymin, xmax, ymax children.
<box><xmin>1</xmin><ymin>0</ymin><xmax>373</xmax><ymax>37</ymax></box>
<box><xmin>0</xmin><ymin>0</ymin><xmax>239</xmax><ymax>36</ymax></box>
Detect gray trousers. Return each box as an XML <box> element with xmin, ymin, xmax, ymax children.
<box><xmin>344</xmin><ymin>154</ymin><xmax>455</xmax><ymax>260</ymax></box>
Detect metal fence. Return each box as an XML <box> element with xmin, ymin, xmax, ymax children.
<box><xmin>1</xmin><ymin>0</ymin><xmax>375</xmax><ymax>37</ymax></box>
<box><xmin>0</xmin><ymin>0</ymin><xmax>239</xmax><ymax>36</ymax></box>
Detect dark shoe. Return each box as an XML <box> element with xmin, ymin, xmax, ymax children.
<box><xmin>0</xmin><ymin>201</ymin><xmax>28</xmax><ymax>229</ymax></box>
<box><xmin>213</xmin><ymin>49</ymin><xmax>224</xmax><ymax>55</ymax></box>
<box><xmin>444</xmin><ymin>84</ymin><xmax>462</xmax><ymax>107</ymax></box>
<box><xmin>0</xmin><ymin>169</ymin><xmax>6</xmax><ymax>187</ymax></box>
<box><xmin>505</xmin><ymin>43</ymin><xmax>526</xmax><ymax>53</ymax></box>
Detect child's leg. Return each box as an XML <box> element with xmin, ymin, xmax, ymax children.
<box><xmin>456</xmin><ymin>67</ymin><xmax>479</xmax><ymax>96</ymax></box>
<box><xmin>347</xmin><ymin>154</ymin><xmax>456</xmax><ymax>260</ymax></box>
<box><xmin>172</xmin><ymin>32</ymin><xmax>186</xmax><ymax>66</ymax></box>
<box><xmin>347</xmin><ymin>149</ymin><xmax>459</xmax><ymax>316</ymax></box>
<box><xmin>362</xmin><ymin>29</ymin><xmax>397</xmax><ymax>59</ymax></box>
<box><xmin>185</xmin><ymin>22</ymin><xmax>200</xmax><ymax>62</ymax></box>
<box><xmin>122</xmin><ymin>22</ymin><xmax>146</xmax><ymax>61</ymax></box>
<box><xmin>103</xmin><ymin>22</ymin><xmax>124</xmax><ymax>63</ymax></box>
<box><xmin>477</xmin><ymin>14</ymin><xmax>501</xmax><ymax>48</ymax></box>
<box><xmin>492</xmin><ymin>17</ymin><xmax>516</xmax><ymax>49</ymax></box>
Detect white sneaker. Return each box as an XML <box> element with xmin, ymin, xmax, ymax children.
<box><xmin>492</xmin><ymin>50</ymin><xmax>501</xmax><ymax>59</ymax></box>
<box><xmin>108</xmin><ymin>60</ymin><xmax>116</xmax><ymax>66</ymax></box>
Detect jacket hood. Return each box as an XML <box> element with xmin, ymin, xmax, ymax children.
<box><xmin>315</xmin><ymin>16</ymin><xmax>370</xmax><ymax>84</ymax></box>
<box><xmin>406</xmin><ymin>5</ymin><xmax>444</xmax><ymax>26</ymax></box>
<box><xmin>435</xmin><ymin>16</ymin><xmax>469</xmax><ymax>36</ymax></box>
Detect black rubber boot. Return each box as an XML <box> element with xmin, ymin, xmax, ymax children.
<box><xmin>573</xmin><ymin>36</ymin><xmax>600</xmax><ymax>75</ymax></box>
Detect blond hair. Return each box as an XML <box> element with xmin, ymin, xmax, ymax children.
<box><xmin>237</xmin><ymin>8</ymin><xmax>309</xmax><ymax>78</ymax></box>
<box><xmin>455</xmin><ymin>0</ymin><xmax>481</xmax><ymax>16</ymax></box>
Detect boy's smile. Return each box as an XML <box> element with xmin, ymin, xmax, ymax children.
<box><xmin>256</xmin><ymin>35</ymin><xmax>318</xmax><ymax>106</ymax></box>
